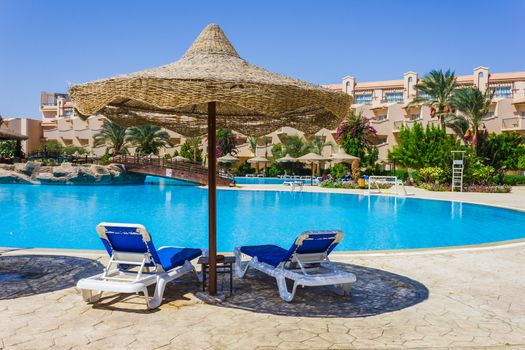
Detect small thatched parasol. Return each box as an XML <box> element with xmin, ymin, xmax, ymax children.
<box><xmin>276</xmin><ymin>154</ymin><xmax>298</xmax><ymax>163</ymax></box>
<box><xmin>69</xmin><ymin>23</ymin><xmax>351</xmax><ymax>295</ymax></box>
<box><xmin>330</xmin><ymin>148</ymin><xmax>360</xmax><ymax>164</ymax></box>
<box><xmin>297</xmin><ymin>153</ymin><xmax>329</xmax><ymax>183</ymax></box>
<box><xmin>247</xmin><ymin>156</ymin><xmax>270</xmax><ymax>175</ymax></box>
<box><xmin>217</xmin><ymin>154</ymin><xmax>238</xmax><ymax>163</ymax></box>
<box><xmin>0</xmin><ymin>128</ymin><xmax>28</xmax><ymax>141</ymax></box>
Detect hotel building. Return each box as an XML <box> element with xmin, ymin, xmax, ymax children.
<box><xmin>324</xmin><ymin>67</ymin><xmax>525</xmax><ymax>161</ymax></box>
<box><xmin>29</xmin><ymin>67</ymin><xmax>525</xmax><ymax>162</ymax></box>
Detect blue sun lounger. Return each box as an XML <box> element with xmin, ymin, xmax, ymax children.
<box><xmin>234</xmin><ymin>230</ymin><xmax>356</xmax><ymax>302</ymax></box>
<box><xmin>77</xmin><ymin>223</ymin><xmax>203</xmax><ymax>309</ymax></box>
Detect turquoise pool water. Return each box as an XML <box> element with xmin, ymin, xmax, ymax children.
<box><xmin>1</xmin><ymin>179</ymin><xmax>524</xmax><ymax>251</ymax></box>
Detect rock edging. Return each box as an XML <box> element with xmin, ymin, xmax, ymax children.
<box><xmin>0</xmin><ymin>162</ymin><xmax>145</xmax><ymax>185</ymax></box>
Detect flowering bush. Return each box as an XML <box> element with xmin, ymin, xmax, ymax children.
<box><xmin>336</xmin><ymin>111</ymin><xmax>378</xmax><ymax>167</ymax></box>
<box><xmin>418</xmin><ymin>167</ymin><xmax>445</xmax><ymax>183</ymax></box>
<box><xmin>465</xmin><ymin>184</ymin><xmax>511</xmax><ymax>193</ymax></box>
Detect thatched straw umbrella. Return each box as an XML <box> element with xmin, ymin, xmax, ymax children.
<box><xmin>247</xmin><ymin>156</ymin><xmax>270</xmax><ymax>175</ymax></box>
<box><xmin>69</xmin><ymin>23</ymin><xmax>351</xmax><ymax>295</ymax></box>
<box><xmin>330</xmin><ymin>148</ymin><xmax>360</xmax><ymax>164</ymax></box>
<box><xmin>297</xmin><ymin>152</ymin><xmax>329</xmax><ymax>183</ymax></box>
<box><xmin>276</xmin><ymin>154</ymin><xmax>297</xmax><ymax>163</ymax></box>
<box><xmin>217</xmin><ymin>153</ymin><xmax>239</xmax><ymax>164</ymax></box>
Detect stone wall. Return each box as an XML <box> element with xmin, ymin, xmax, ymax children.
<box><xmin>0</xmin><ymin>162</ymin><xmax>145</xmax><ymax>185</ymax></box>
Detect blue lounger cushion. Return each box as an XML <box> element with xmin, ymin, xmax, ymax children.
<box><xmin>98</xmin><ymin>224</ymin><xmax>202</xmax><ymax>272</ymax></box>
<box><xmin>156</xmin><ymin>247</ymin><xmax>202</xmax><ymax>271</ymax></box>
<box><xmin>240</xmin><ymin>245</ymin><xmax>291</xmax><ymax>267</ymax></box>
<box><xmin>240</xmin><ymin>231</ymin><xmax>343</xmax><ymax>267</ymax></box>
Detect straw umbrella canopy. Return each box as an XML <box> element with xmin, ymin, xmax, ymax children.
<box><xmin>0</xmin><ymin>128</ymin><xmax>28</xmax><ymax>141</ymax></box>
<box><xmin>217</xmin><ymin>153</ymin><xmax>238</xmax><ymax>163</ymax></box>
<box><xmin>276</xmin><ymin>154</ymin><xmax>297</xmax><ymax>163</ymax></box>
<box><xmin>297</xmin><ymin>153</ymin><xmax>328</xmax><ymax>181</ymax></box>
<box><xmin>69</xmin><ymin>23</ymin><xmax>351</xmax><ymax>295</ymax></box>
<box><xmin>247</xmin><ymin>156</ymin><xmax>270</xmax><ymax>174</ymax></box>
<box><xmin>330</xmin><ymin>148</ymin><xmax>360</xmax><ymax>164</ymax></box>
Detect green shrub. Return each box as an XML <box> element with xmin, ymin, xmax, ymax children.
<box><xmin>266</xmin><ymin>163</ymin><xmax>284</xmax><ymax>177</ymax></box>
<box><xmin>466</xmin><ymin>160</ymin><xmax>497</xmax><ymax>185</ymax></box>
<box><xmin>231</xmin><ymin>162</ymin><xmax>255</xmax><ymax>176</ymax></box>
<box><xmin>99</xmin><ymin>149</ymin><xmax>111</xmax><ymax>165</ymax></box>
<box><xmin>388</xmin><ymin>123</ymin><xmax>465</xmax><ymax>169</ymax></box>
<box><xmin>418</xmin><ymin>167</ymin><xmax>445</xmax><ymax>183</ymax></box>
<box><xmin>329</xmin><ymin>163</ymin><xmax>349</xmax><ymax>179</ymax></box>
<box><xmin>63</xmin><ymin>145</ymin><xmax>87</xmax><ymax>155</ymax></box>
<box><xmin>0</xmin><ymin>140</ymin><xmax>16</xmax><ymax>158</ymax></box>
<box><xmin>39</xmin><ymin>140</ymin><xmax>64</xmax><ymax>155</ymax></box>
<box><xmin>503</xmin><ymin>174</ymin><xmax>525</xmax><ymax>186</ymax></box>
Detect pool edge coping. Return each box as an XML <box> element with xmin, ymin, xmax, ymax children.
<box><xmin>2</xmin><ymin>237</ymin><xmax>525</xmax><ymax>258</ymax></box>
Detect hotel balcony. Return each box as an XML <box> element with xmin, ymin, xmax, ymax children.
<box><xmin>501</xmin><ymin>117</ymin><xmax>525</xmax><ymax>132</ymax></box>
<box><xmin>393</xmin><ymin>120</ymin><xmax>408</xmax><ymax>132</ymax></box>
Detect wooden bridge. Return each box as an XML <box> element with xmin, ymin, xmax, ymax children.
<box><xmin>117</xmin><ymin>156</ymin><xmax>234</xmax><ymax>186</ymax></box>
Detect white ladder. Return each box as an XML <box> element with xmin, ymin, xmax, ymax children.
<box><xmin>451</xmin><ymin>151</ymin><xmax>465</xmax><ymax>192</ymax></box>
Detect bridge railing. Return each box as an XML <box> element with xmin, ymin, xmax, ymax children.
<box><xmin>114</xmin><ymin>155</ymin><xmax>234</xmax><ymax>183</ymax></box>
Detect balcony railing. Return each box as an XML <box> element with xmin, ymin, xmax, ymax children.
<box><xmin>502</xmin><ymin>117</ymin><xmax>525</xmax><ymax>130</ymax></box>
<box><xmin>393</xmin><ymin>121</ymin><xmax>407</xmax><ymax>131</ymax></box>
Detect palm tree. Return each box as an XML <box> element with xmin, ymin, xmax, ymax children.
<box><xmin>309</xmin><ymin>135</ymin><xmax>334</xmax><ymax>155</ymax></box>
<box><xmin>248</xmin><ymin>136</ymin><xmax>258</xmax><ymax>155</ymax></box>
<box><xmin>281</xmin><ymin>135</ymin><xmax>310</xmax><ymax>157</ymax></box>
<box><xmin>187</xmin><ymin>136</ymin><xmax>202</xmax><ymax>162</ymax></box>
<box><xmin>94</xmin><ymin>120</ymin><xmax>128</xmax><ymax>155</ymax></box>
<box><xmin>410</xmin><ymin>69</ymin><xmax>457</xmax><ymax>129</ymax></box>
<box><xmin>125</xmin><ymin>125</ymin><xmax>173</xmax><ymax>155</ymax></box>
<box><xmin>451</xmin><ymin>87</ymin><xmax>493</xmax><ymax>152</ymax></box>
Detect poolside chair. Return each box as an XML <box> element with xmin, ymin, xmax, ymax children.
<box><xmin>234</xmin><ymin>230</ymin><xmax>356</xmax><ymax>302</ymax></box>
<box><xmin>77</xmin><ymin>223</ymin><xmax>202</xmax><ymax>309</ymax></box>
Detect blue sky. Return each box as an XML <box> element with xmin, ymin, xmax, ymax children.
<box><xmin>1</xmin><ymin>0</ymin><xmax>524</xmax><ymax>119</ymax></box>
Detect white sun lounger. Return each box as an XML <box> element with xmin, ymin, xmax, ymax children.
<box><xmin>234</xmin><ymin>230</ymin><xmax>356</xmax><ymax>302</ymax></box>
<box><xmin>77</xmin><ymin>223</ymin><xmax>202</xmax><ymax>309</ymax></box>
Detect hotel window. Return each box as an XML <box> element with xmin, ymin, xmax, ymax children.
<box><xmin>64</xmin><ymin>108</ymin><xmax>74</xmax><ymax>117</ymax></box>
<box><xmin>385</xmin><ymin>92</ymin><xmax>404</xmax><ymax>103</ymax></box>
<box><xmin>376</xmin><ymin>136</ymin><xmax>388</xmax><ymax>145</ymax></box>
<box><xmin>419</xmin><ymin>91</ymin><xmax>432</xmax><ymax>100</ymax></box>
<box><xmin>409</xmin><ymin>113</ymin><xmax>421</xmax><ymax>121</ymax></box>
<box><xmin>376</xmin><ymin>114</ymin><xmax>388</xmax><ymax>121</ymax></box>
<box><xmin>355</xmin><ymin>94</ymin><xmax>372</xmax><ymax>105</ymax></box>
<box><xmin>493</xmin><ymin>86</ymin><xmax>512</xmax><ymax>98</ymax></box>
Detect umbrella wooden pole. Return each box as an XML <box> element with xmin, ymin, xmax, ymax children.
<box><xmin>207</xmin><ymin>101</ymin><xmax>217</xmax><ymax>295</ymax></box>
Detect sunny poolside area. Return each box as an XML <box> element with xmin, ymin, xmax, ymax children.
<box><xmin>1</xmin><ymin>185</ymin><xmax>525</xmax><ymax>349</ymax></box>
<box><xmin>1</xmin><ymin>1</ymin><xmax>525</xmax><ymax>349</ymax></box>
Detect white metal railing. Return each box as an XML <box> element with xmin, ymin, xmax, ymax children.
<box><xmin>502</xmin><ymin>117</ymin><xmax>524</xmax><ymax>130</ymax></box>
<box><xmin>367</xmin><ymin>176</ymin><xmax>413</xmax><ymax>196</ymax></box>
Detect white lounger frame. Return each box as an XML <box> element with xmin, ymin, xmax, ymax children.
<box><xmin>77</xmin><ymin>223</ymin><xmax>200</xmax><ymax>309</ymax></box>
<box><xmin>234</xmin><ymin>247</ymin><xmax>356</xmax><ymax>302</ymax></box>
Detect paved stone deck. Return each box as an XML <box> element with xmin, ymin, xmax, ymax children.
<box><xmin>1</xmin><ymin>243</ymin><xmax>524</xmax><ymax>349</ymax></box>
<box><xmin>1</xmin><ymin>186</ymin><xmax>524</xmax><ymax>349</ymax></box>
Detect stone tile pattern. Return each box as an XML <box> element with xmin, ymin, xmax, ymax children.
<box><xmin>0</xmin><ymin>246</ymin><xmax>524</xmax><ymax>349</ymax></box>
<box><xmin>215</xmin><ymin>263</ymin><xmax>428</xmax><ymax>317</ymax></box>
<box><xmin>0</xmin><ymin>255</ymin><xmax>103</xmax><ymax>300</ymax></box>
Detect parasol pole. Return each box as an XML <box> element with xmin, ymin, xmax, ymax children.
<box><xmin>208</xmin><ymin>101</ymin><xmax>217</xmax><ymax>295</ymax></box>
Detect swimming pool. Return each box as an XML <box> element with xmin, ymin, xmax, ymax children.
<box><xmin>1</xmin><ymin>180</ymin><xmax>524</xmax><ymax>251</ymax></box>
